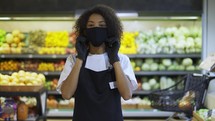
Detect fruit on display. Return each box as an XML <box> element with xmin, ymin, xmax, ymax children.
<box><xmin>19</xmin><ymin>61</ymin><xmax>38</xmax><ymax>71</ymax></box>
<box><xmin>47</xmin><ymin>97</ymin><xmax>58</xmax><ymax>109</ymax></box>
<box><xmin>54</xmin><ymin>60</ymin><xmax>65</xmax><ymax>71</ymax></box>
<box><xmin>0</xmin><ymin>29</ymin><xmax>25</xmax><ymax>54</ymax></box>
<box><xmin>23</xmin><ymin>30</ymin><xmax>46</xmax><ymax>54</ymax></box>
<box><xmin>45</xmin><ymin>78</ymin><xmax>58</xmax><ymax>90</ymax></box>
<box><xmin>0</xmin><ymin>60</ymin><xmax>65</xmax><ymax>72</ymax></box>
<box><xmin>66</xmin><ymin>32</ymin><xmax>77</xmax><ymax>54</ymax></box>
<box><xmin>37</xmin><ymin>62</ymin><xmax>55</xmax><ymax>71</ymax></box>
<box><xmin>47</xmin><ymin>96</ymin><xmax>74</xmax><ymax>109</ymax></box>
<box><xmin>45</xmin><ymin>31</ymin><xmax>69</xmax><ymax>47</ymax></box>
<box><xmin>119</xmin><ymin>32</ymin><xmax>138</xmax><ymax>54</ymax></box>
<box><xmin>36</xmin><ymin>60</ymin><xmax>64</xmax><ymax>71</ymax></box>
<box><xmin>35</xmin><ymin>31</ymin><xmax>70</xmax><ymax>54</ymax></box>
<box><xmin>0</xmin><ymin>29</ymin><xmax>74</xmax><ymax>54</ymax></box>
<box><xmin>0</xmin><ymin>26</ymin><xmax>201</xmax><ymax>55</ymax></box>
<box><xmin>38</xmin><ymin>47</ymin><xmax>66</xmax><ymax>55</ymax></box>
<box><xmin>0</xmin><ymin>29</ymin><xmax>6</xmax><ymax>44</ymax></box>
<box><xmin>27</xmin><ymin>30</ymin><xmax>46</xmax><ymax>47</ymax></box>
<box><xmin>135</xmin><ymin>26</ymin><xmax>201</xmax><ymax>54</ymax></box>
<box><xmin>0</xmin><ymin>70</ymin><xmax>46</xmax><ymax>86</ymax></box>
<box><xmin>0</xmin><ymin>60</ymin><xmax>19</xmax><ymax>71</ymax></box>
<box><xmin>10</xmin><ymin>30</ymin><xmax>25</xmax><ymax>44</ymax></box>
<box><xmin>21</xmin><ymin>45</ymin><xmax>38</xmax><ymax>54</ymax></box>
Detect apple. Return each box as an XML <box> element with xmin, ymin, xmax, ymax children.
<box><xmin>2</xmin><ymin>43</ymin><xmax>9</xmax><ymax>48</ymax></box>
<box><xmin>26</xmin><ymin>82</ymin><xmax>33</xmax><ymax>86</ymax></box>
<box><xmin>11</xmin><ymin>43</ymin><xmax>17</xmax><ymax>48</ymax></box>
<box><xmin>0</xmin><ymin>80</ymin><xmax>8</xmax><ymax>85</ymax></box>
<box><xmin>13</xmin><ymin>37</ymin><xmax>20</xmax><ymax>44</ymax></box>
<box><xmin>19</xmin><ymin>33</ymin><xmax>25</xmax><ymax>40</ymax></box>
<box><xmin>5</xmin><ymin>33</ymin><xmax>13</xmax><ymax>44</ymax></box>
<box><xmin>12</xmin><ymin>30</ymin><xmax>20</xmax><ymax>37</ymax></box>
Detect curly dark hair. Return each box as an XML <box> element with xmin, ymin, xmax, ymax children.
<box><xmin>73</xmin><ymin>4</ymin><xmax>123</xmax><ymax>40</ymax></box>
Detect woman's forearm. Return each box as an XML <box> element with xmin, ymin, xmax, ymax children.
<box><xmin>113</xmin><ymin>62</ymin><xmax>132</xmax><ymax>100</ymax></box>
<box><xmin>61</xmin><ymin>59</ymin><xmax>83</xmax><ymax>99</ymax></box>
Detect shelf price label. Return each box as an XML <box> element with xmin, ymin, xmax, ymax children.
<box><xmin>52</xmin><ymin>55</ymin><xmax>57</xmax><ymax>58</ymax></box>
<box><xmin>28</xmin><ymin>54</ymin><xmax>33</xmax><ymax>58</ymax></box>
<box><xmin>44</xmin><ymin>72</ymin><xmax>49</xmax><ymax>75</ymax></box>
<box><xmin>8</xmin><ymin>71</ymin><xmax>13</xmax><ymax>75</ymax></box>
<box><xmin>1</xmin><ymin>55</ymin><xmax>5</xmax><ymax>58</ymax></box>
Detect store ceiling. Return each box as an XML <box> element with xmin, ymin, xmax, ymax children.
<box><xmin>0</xmin><ymin>0</ymin><xmax>202</xmax><ymax>17</ymax></box>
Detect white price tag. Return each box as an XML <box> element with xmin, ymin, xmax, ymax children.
<box><xmin>28</xmin><ymin>54</ymin><xmax>33</xmax><ymax>58</ymax></box>
<box><xmin>1</xmin><ymin>55</ymin><xmax>5</xmax><ymax>58</ymax></box>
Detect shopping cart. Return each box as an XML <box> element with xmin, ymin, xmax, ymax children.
<box><xmin>148</xmin><ymin>73</ymin><xmax>215</xmax><ymax>120</ymax></box>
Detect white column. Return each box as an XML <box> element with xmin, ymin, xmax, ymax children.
<box><xmin>202</xmin><ymin>0</ymin><xmax>215</xmax><ymax>59</ymax></box>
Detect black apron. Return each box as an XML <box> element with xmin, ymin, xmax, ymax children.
<box><xmin>73</xmin><ymin>57</ymin><xmax>123</xmax><ymax>121</ymax></box>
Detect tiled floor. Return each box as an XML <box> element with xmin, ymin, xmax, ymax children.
<box><xmin>47</xmin><ymin>119</ymin><xmax>165</xmax><ymax>121</ymax></box>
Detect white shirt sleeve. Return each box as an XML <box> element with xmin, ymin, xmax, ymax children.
<box><xmin>119</xmin><ymin>54</ymin><xmax>138</xmax><ymax>91</ymax></box>
<box><xmin>56</xmin><ymin>54</ymin><xmax>76</xmax><ymax>93</ymax></box>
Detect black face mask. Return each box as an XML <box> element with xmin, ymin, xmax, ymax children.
<box><xmin>85</xmin><ymin>27</ymin><xmax>108</xmax><ymax>47</ymax></box>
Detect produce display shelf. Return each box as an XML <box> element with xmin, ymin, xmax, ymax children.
<box><xmin>0</xmin><ymin>54</ymin><xmax>69</xmax><ymax>59</ymax></box>
<box><xmin>48</xmin><ymin>90</ymin><xmax>61</xmax><ymax>95</ymax></box>
<box><xmin>47</xmin><ymin>109</ymin><xmax>174</xmax><ymax>118</ymax></box>
<box><xmin>127</xmin><ymin>53</ymin><xmax>201</xmax><ymax>58</ymax></box>
<box><xmin>0</xmin><ymin>71</ymin><xmax>61</xmax><ymax>76</ymax></box>
<box><xmin>0</xmin><ymin>71</ymin><xmax>201</xmax><ymax>76</ymax></box>
<box><xmin>0</xmin><ymin>87</ymin><xmax>47</xmax><ymax>120</ymax></box>
<box><xmin>135</xmin><ymin>71</ymin><xmax>201</xmax><ymax>76</ymax></box>
<box><xmin>0</xmin><ymin>53</ymin><xmax>201</xmax><ymax>59</ymax></box>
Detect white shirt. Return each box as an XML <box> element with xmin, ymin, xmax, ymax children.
<box><xmin>57</xmin><ymin>53</ymin><xmax>138</xmax><ymax>93</ymax></box>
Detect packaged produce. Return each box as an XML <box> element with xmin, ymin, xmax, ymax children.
<box><xmin>17</xmin><ymin>101</ymin><xmax>28</xmax><ymax>120</ymax></box>
<box><xmin>0</xmin><ymin>98</ymin><xmax>17</xmax><ymax>120</ymax></box>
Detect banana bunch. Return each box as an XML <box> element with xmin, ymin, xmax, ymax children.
<box><xmin>119</xmin><ymin>32</ymin><xmax>139</xmax><ymax>54</ymax></box>
<box><xmin>45</xmin><ymin>31</ymin><xmax>69</xmax><ymax>47</ymax></box>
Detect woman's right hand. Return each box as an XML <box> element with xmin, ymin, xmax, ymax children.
<box><xmin>75</xmin><ymin>36</ymin><xmax>88</xmax><ymax>61</ymax></box>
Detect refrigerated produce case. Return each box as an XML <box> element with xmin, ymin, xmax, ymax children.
<box><xmin>0</xmin><ymin>19</ymin><xmax>202</xmax><ymax>119</ymax></box>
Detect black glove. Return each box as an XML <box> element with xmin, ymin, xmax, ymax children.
<box><xmin>75</xmin><ymin>36</ymin><xmax>88</xmax><ymax>61</ymax></box>
<box><xmin>105</xmin><ymin>38</ymin><xmax>120</xmax><ymax>65</ymax></box>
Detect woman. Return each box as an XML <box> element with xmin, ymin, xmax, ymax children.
<box><xmin>57</xmin><ymin>4</ymin><xmax>138</xmax><ymax>121</ymax></box>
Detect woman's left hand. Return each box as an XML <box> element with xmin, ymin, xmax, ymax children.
<box><xmin>106</xmin><ymin>38</ymin><xmax>120</xmax><ymax>65</ymax></box>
